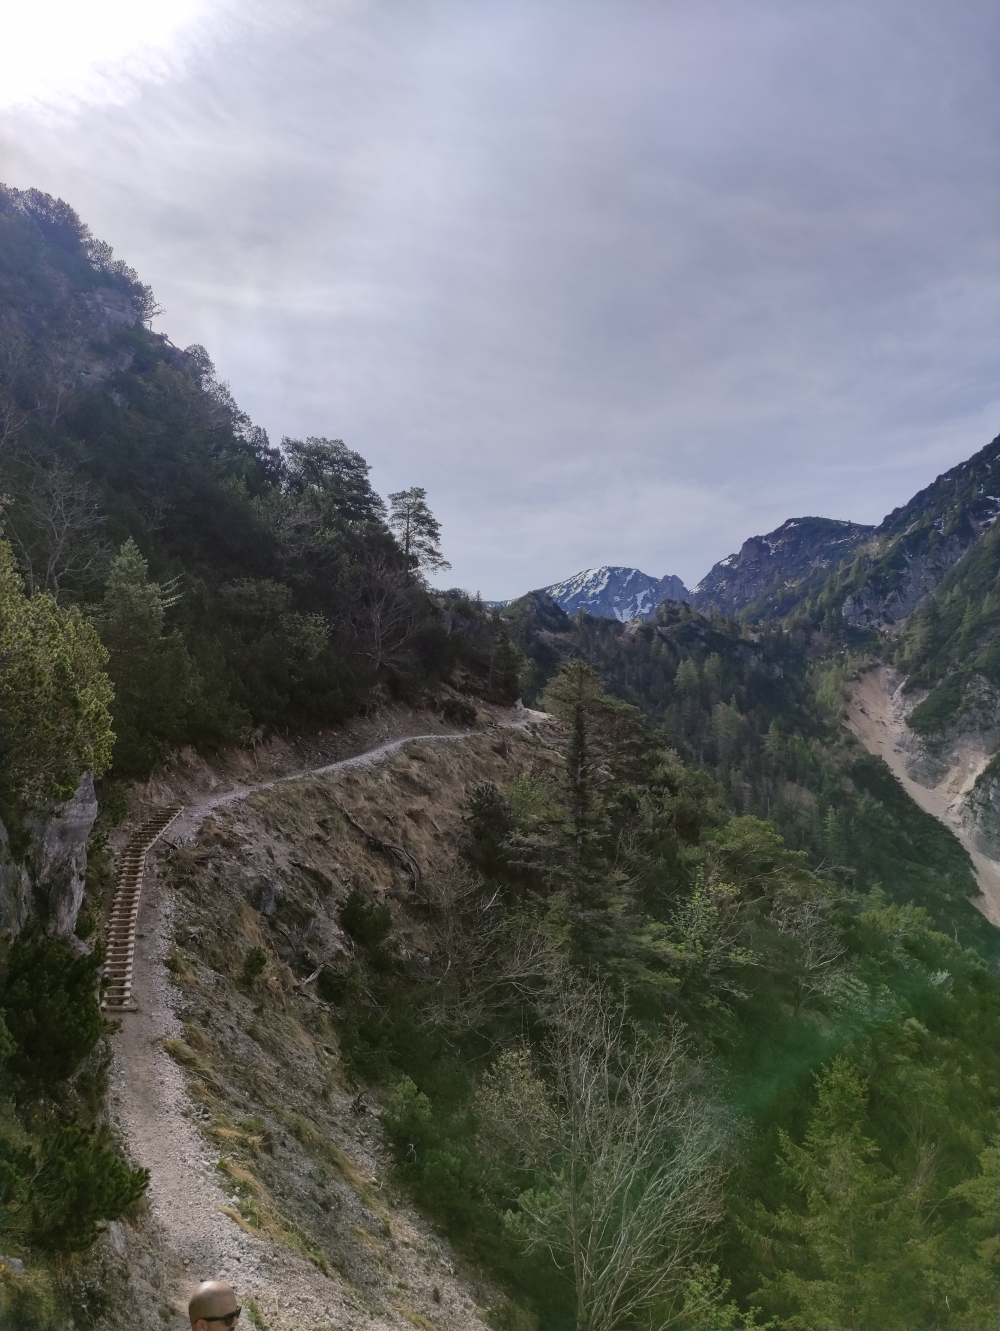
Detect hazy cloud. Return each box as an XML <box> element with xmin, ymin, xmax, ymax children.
<box><xmin>2</xmin><ymin>0</ymin><xmax>997</xmax><ymax>594</ymax></box>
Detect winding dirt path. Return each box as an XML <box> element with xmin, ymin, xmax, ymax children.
<box><xmin>105</xmin><ymin>729</ymin><xmax>484</xmax><ymax>1328</ymax></box>
<box><xmin>845</xmin><ymin>667</ymin><xmax>1000</xmax><ymax>927</ymax></box>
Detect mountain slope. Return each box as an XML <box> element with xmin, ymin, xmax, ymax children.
<box><xmin>691</xmin><ymin>517</ymin><xmax>874</xmax><ymax>619</ymax></box>
<box><xmin>0</xmin><ymin>184</ymin><xmax>519</xmax><ymax>778</ymax></box>
<box><xmin>817</xmin><ymin>433</ymin><xmax>1000</xmax><ymax>630</ymax></box>
<box><xmin>539</xmin><ymin>565</ymin><xmax>689</xmax><ymax>621</ymax></box>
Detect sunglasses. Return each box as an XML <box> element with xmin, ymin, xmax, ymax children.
<box><xmin>204</xmin><ymin>1313</ymin><xmax>241</xmax><ymax>1327</ymax></box>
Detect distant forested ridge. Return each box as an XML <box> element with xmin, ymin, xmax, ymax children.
<box><xmin>0</xmin><ymin>184</ymin><xmax>521</xmax><ymax>780</ymax></box>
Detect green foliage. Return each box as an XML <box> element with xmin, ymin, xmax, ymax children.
<box><xmin>0</xmin><ymin>932</ymin><xmax>106</xmax><ymax>1091</ymax></box>
<box><xmin>316</xmin><ymin>961</ymin><xmax>361</xmax><ymax>1004</ymax></box>
<box><xmin>1</xmin><ymin>1123</ymin><xmax>148</xmax><ymax>1253</ymax></box>
<box><xmin>0</xmin><ymin>931</ymin><xmax>148</xmax><ymax>1286</ymax></box>
<box><xmin>238</xmin><ymin>946</ymin><xmax>268</xmax><ymax>987</ymax></box>
<box><xmin>96</xmin><ymin>538</ymin><xmax>218</xmax><ymax>774</ymax></box>
<box><xmin>338</xmin><ymin>889</ymin><xmax>392</xmax><ymax>947</ymax></box>
<box><xmin>388</xmin><ymin>485</ymin><xmax>450</xmax><ymax>579</ymax></box>
<box><xmin>324</xmin><ymin>627</ymin><xmax>1000</xmax><ymax>1327</ymax></box>
<box><xmin>891</xmin><ymin>516</ymin><xmax>1000</xmax><ymax>737</ymax></box>
<box><xmin>0</xmin><ymin>538</ymin><xmax>113</xmax><ymax>814</ymax></box>
<box><xmin>752</xmin><ymin>1046</ymin><xmax>999</xmax><ymax>1329</ymax></box>
<box><xmin>511</xmin><ymin>597</ymin><xmax>998</xmax><ymax>958</ymax></box>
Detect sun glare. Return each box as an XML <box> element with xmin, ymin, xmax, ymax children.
<box><xmin>0</xmin><ymin>0</ymin><xmax>224</xmax><ymax>113</ymax></box>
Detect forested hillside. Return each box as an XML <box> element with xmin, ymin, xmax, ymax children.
<box><xmin>333</xmin><ymin>660</ymin><xmax>999</xmax><ymax>1329</ymax></box>
<box><xmin>0</xmin><ymin>184</ymin><xmax>521</xmax><ymax>779</ymax></box>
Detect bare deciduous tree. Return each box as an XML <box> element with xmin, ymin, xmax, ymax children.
<box><xmin>416</xmin><ymin>870</ymin><xmax>566</xmax><ymax>1031</ymax></box>
<box><xmin>347</xmin><ymin>551</ymin><xmax>421</xmax><ymax>671</ymax></box>
<box><xmin>2</xmin><ymin>463</ymin><xmax>108</xmax><ymax>599</ymax></box>
<box><xmin>770</xmin><ymin>888</ymin><xmax>847</xmax><ymax>1014</ymax></box>
<box><xmin>512</xmin><ymin>981</ymin><xmax>730</xmax><ymax>1331</ymax></box>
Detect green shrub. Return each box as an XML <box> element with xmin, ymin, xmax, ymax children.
<box><xmin>316</xmin><ymin>962</ymin><xmax>361</xmax><ymax>1004</ymax></box>
<box><xmin>441</xmin><ymin>697</ymin><xmax>477</xmax><ymax>726</ymax></box>
<box><xmin>338</xmin><ymin>890</ymin><xmax>392</xmax><ymax>947</ymax></box>
<box><xmin>1</xmin><ymin>1123</ymin><xmax>148</xmax><ymax>1252</ymax></box>
<box><xmin>239</xmin><ymin>947</ymin><xmax>267</xmax><ymax>987</ymax></box>
<box><xmin>0</xmin><ymin>933</ymin><xmax>105</xmax><ymax>1090</ymax></box>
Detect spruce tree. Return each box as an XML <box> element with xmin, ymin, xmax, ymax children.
<box><xmin>97</xmin><ymin>538</ymin><xmax>198</xmax><ymax>773</ymax></box>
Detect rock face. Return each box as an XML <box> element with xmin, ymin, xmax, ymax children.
<box><xmin>539</xmin><ymin>566</ymin><xmax>690</xmax><ymax>622</ymax></box>
<box><xmin>965</xmin><ymin>766</ymin><xmax>1000</xmax><ymax>859</ymax></box>
<box><xmin>692</xmin><ymin>517</ymin><xmax>874</xmax><ymax>618</ymax></box>
<box><xmin>873</xmin><ymin>667</ymin><xmax>1000</xmax><ymax>860</ymax></box>
<box><xmin>0</xmin><ymin>773</ymin><xmax>99</xmax><ymax>939</ymax></box>
<box><xmin>902</xmin><ymin>673</ymin><xmax>1000</xmax><ymax>788</ymax></box>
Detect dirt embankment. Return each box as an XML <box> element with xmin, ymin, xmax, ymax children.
<box><xmin>101</xmin><ymin>703</ymin><xmax>557</xmax><ymax>1331</ymax></box>
<box><xmin>844</xmin><ymin>667</ymin><xmax>1000</xmax><ymax>927</ymax></box>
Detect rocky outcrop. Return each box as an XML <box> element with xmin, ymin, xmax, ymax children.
<box><xmin>964</xmin><ymin>768</ymin><xmax>1000</xmax><ymax>860</ymax></box>
<box><xmin>859</xmin><ymin>667</ymin><xmax>1000</xmax><ymax>863</ymax></box>
<box><xmin>692</xmin><ymin>517</ymin><xmax>873</xmax><ymax>619</ymax></box>
<box><xmin>0</xmin><ymin>773</ymin><xmax>99</xmax><ymax>940</ymax></box>
<box><xmin>841</xmin><ymin>529</ymin><xmax>987</xmax><ymax>630</ymax></box>
<box><xmin>901</xmin><ymin>672</ymin><xmax>1000</xmax><ymax>787</ymax></box>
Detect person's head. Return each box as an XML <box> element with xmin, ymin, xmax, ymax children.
<box><xmin>188</xmin><ymin>1281</ymin><xmax>241</xmax><ymax>1331</ymax></box>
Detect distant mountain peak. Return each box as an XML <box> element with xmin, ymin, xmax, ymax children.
<box><xmin>539</xmin><ymin>565</ymin><xmax>690</xmax><ymax>622</ymax></box>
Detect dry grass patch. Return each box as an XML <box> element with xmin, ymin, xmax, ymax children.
<box><xmin>393</xmin><ymin>1305</ymin><xmax>438</xmax><ymax>1331</ymax></box>
<box><xmin>216</xmin><ymin>1157</ymin><xmax>329</xmax><ymax>1272</ymax></box>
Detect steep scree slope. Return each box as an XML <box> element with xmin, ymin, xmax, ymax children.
<box><xmin>845</xmin><ymin>666</ymin><xmax>1000</xmax><ymax>926</ymax></box>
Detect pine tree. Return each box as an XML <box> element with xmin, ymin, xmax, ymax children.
<box><xmin>387</xmin><ymin>486</ymin><xmax>451</xmax><ymax>582</ymax></box>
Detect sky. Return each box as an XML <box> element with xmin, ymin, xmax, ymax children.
<box><xmin>1</xmin><ymin>1</ymin><xmax>998</xmax><ymax>597</ymax></box>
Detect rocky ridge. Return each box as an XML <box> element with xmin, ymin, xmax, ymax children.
<box><xmin>691</xmin><ymin>517</ymin><xmax>875</xmax><ymax>619</ymax></box>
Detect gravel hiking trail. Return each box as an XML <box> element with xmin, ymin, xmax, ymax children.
<box><xmin>106</xmin><ymin>729</ymin><xmax>490</xmax><ymax>1331</ymax></box>
<box><xmin>845</xmin><ymin>666</ymin><xmax>1000</xmax><ymax>927</ymax></box>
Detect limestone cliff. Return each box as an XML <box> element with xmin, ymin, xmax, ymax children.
<box><xmin>0</xmin><ymin>772</ymin><xmax>99</xmax><ymax>939</ymax></box>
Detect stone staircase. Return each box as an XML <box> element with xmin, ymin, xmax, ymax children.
<box><xmin>102</xmin><ymin>806</ymin><xmax>182</xmax><ymax>1012</ymax></box>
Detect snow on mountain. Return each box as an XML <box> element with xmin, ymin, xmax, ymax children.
<box><xmin>540</xmin><ymin>566</ymin><xmax>690</xmax><ymax>622</ymax></box>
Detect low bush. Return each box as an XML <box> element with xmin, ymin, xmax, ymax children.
<box><xmin>316</xmin><ymin>962</ymin><xmax>362</xmax><ymax>1004</ymax></box>
<box><xmin>239</xmin><ymin>946</ymin><xmax>268</xmax><ymax>987</ymax></box>
<box><xmin>0</xmin><ymin>932</ymin><xmax>106</xmax><ymax>1091</ymax></box>
<box><xmin>12</xmin><ymin>1123</ymin><xmax>148</xmax><ymax>1252</ymax></box>
<box><xmin>338</xmin><ymin>890</ymin><xmax>392</xmax><ymax>947</ymax></box>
